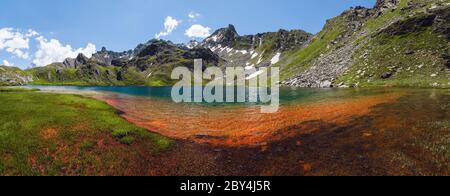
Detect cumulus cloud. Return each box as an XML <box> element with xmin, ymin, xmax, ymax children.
<box><xmin>185</xmin><ymin>24</ymin><xmax>211</xmax><ymax>38</ymax></box>
<box><xmin>0</xmin><ymin>28</ymin><xmax>34</xmax><ymax>59</ymax></box>
<box><xmin>0</xmin><ymin>27</ymin><xmax>96</xmax><ymax>67</ymax></box>
<box><xmin>2</xmin><ymin>60</ymin><xmax>15</xmax><ymax>67</ymax></box>
<box><xmin>155</xmin><ymin>16</ymin><xmax>181</xmax><ymax>39</ymax></box>
<box><xmin>188</xmin><ymin>12</ymin><xmax>201</xmax><ymax>22</ymax></box>
<box><xmin>32</xmin><ymin>36</ymin><xmax>96</xmax><ymax>67</ymax></box>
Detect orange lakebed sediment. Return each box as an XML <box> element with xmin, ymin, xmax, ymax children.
<box><xmin>94</xmin><ymin>93</ymin><xmax>403</xmax><ymax>147</ymax></box>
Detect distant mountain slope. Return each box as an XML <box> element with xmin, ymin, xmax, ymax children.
<box><xmin>282</xmin><ymin>0</ymin><xmax>449</xmax><ymax>88</ymax></box>
<box><xmin>26</xmin><ymin>26</ymin><xmax>311</xmax><ymax>87</ymax></box>
<box><xmin>199</xmin><ymin>24</ymin><xmax>312</xmax><ymax>71</ymax></box>
<box><xmin>28</xmin><ymin>39</ymin><xmax>221</xmax><ymax>86</ymax></box>
<box><xmin>0</xmin><ymin>66</ymin><xmax>32</xmax><ymax>86</ymax></box>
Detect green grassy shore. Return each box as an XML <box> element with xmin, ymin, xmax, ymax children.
<box><xmin>0</xmin><ymin>88</ymin><xmax>172</xmax><ymax>175</ymax></box>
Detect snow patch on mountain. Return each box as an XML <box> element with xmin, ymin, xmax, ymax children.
<box><xmin>270</xmin><ymin>53</ymin><xmax>281</xmax><ymax>65</ymax></box>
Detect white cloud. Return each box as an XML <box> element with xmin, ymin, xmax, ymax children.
<box><xmin>25</xmin><ymin>29</ymin><xmax>39</xmax><ymax>37</ymax></box>
<box><xmin>185</xmin><ymin>24</ymin><xmax>211</xmax><ymax>38</ymax></box>
<box><xmin>188</xmin><ymin>12</ymin><xmax>201</xmax><ymax>22</ymax></box>
<box><xmin>2</xmin><ymin>60</ymin><xmax>15</xmax><ymax>67</ymax></box>
<box><xmin>32</xmin><ymin>36</ymin><xmax>96</xmax><ymax>67</ymax></box>
<box><xmin>0</xmin><ymin>28</ymin><xmax>33</xmax><ymax>59</ymax></box>
<box><xmin>155</xmin><ymin>16</ymin><xmax>181</xmax><ymax>39</ymax></box>
<box><xmin>0</xmin><ymin>27</ymin><xmax>95</xmax><ymax>67</ymax></box>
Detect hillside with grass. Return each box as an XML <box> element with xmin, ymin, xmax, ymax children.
<box><xmin>282</xmin><ymin>0</ymin><xmax>450</xmax><ymax>88</ymax></box>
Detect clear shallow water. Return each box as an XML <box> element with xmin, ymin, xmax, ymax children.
<box><xmin>25</xmin><ymin>85</ymin><xmax>424</xmax><ymax>146</ymax></box>
<box><xmin>25</xmin><ymin>85</ymin><xmax>399</xmax><ymax>106</ymax></box>
<box><xmin>22</xmin><ymin>85</ymin><xmax>450</xmax><ymax>175</ymax></box>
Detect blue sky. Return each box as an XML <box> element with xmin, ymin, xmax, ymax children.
<box><xmin>0</xmin><ymin>0</ymin><xmax>375</xmax><ymax>69</ymax></box>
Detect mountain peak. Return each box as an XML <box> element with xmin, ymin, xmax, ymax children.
<box><xmin>203</xmin><ymin>24</ymin><xmax>239</xmax><ymax>47</ymax></box>
<box><xmin>226</xmin><ymin>24</ymin><xmax>237</xmax><ymax>33</ymax></box>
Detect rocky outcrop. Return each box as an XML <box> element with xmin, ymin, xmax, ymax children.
<box><xmin>374</xmin><ymin>0</ymin><xmax>400</xmax><ymax>16</ymax></box>
<box><xmin>285</xmin><ymin>1</ymin><xmax>450</xmax><ymax>88</ymax></box>
<box><xmin>91</xmin><ymin>47</ymin><xmax>133</xmax><ymax>66</ymax></box>
<box><xmin>135</xmin><ymin>39</ymin><xmax>180</xmax><ymax>57</ymax></box>
<box><xmin>186</xmin><ymin>40</ymin><xmax>200</xmax><ymax>49</ymax></box>
<box><xmin>202</xmin><ymin>24</ymin><xmax>240</xmax><ymax>48</ymax></box>
<box><xmin>62</xmin><ymin>53</ymin><xmax>90</xmax><ymax>68</ymax></box>
<box><xmin>282</xmin><ymin>6</ymin><xmax>372</xmax><ymax>88</ymax></box>
<box><xmin>0</xmin><ymin>66</ymin><xmax>33</xmax><ymax>86</ymax></box>
<box><xmin>202</xmin><ymin>25</ymin><xmax>311</xmax><ymax>52</ymax></box>
<box><xmin>380</xmin><ymin>6</ymin><xmax>450</xmax><ymax>36</ymax></box>
<box><xmin>282</xmin><ymin>39</ymin><xmax>358</xmax><ymax>88</ymax></box>
<box><xmin>199</xmin><ymin>24</ymin><xmax>311</xmax><ymax>71</ymax></box>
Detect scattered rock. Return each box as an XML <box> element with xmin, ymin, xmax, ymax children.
<box><xmin>404</xmin><ymin>50</ymin><xmax>414</xmax><ymax>55</ymax></box>
<box><xmin>363</xmin><ymin>132</ymin><xmax>373</xmax><ymax>137</ymax></box>
<box><xmin>381</xmin><ymin>72</ymin><xmax>393</xmax><ymax>79</ymax></box>
<box><xmin>320</xmin><ymin>80</ymin><xmax>333</xmax><ymax>88</ymax></box>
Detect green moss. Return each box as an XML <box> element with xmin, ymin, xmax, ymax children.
<box><xmin>112</xmin><ymin>128</ymin><xmax>130</xmax><ymax>138</ymax></box>
<box><xmin>0</xmin><ymin>88</ymin><xmax>39</xmax><ymax>92</ymax></box>
<box><xmin>80</xmin><ymin>140</ymin><xmax>96</xmax><ymax>151</ymax></box>
<box><xmin>119</xmin><ymin>136</ymin><xmax>135</xmax><ymax>145</ymax></box>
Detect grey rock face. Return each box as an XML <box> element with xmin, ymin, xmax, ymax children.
<box><xmin>91</xmin><ymin>47</ymin><xmax>133</xmax><ymax>66</ymax></box>
<box><xmin>282</xmin><ymin>6</ymin><xmax>372</xmax><ymax>88</ymax></box>
<box><xmin>345</xmin><ymin>6</ymin><xmax>372</xmax><ymax>31</ymax></box>
<box><xmin>375</xmin><ymin>0</ymin><xmax>400</xmax><ymax>15</ymax></box>
<box><xmin>62</xmin><ymin>53</ymin><xmax>89</xmax><ymax>68</ymax></box>
<box><xmin>282</xmin><ymin>41</ymin><xmax>357</xmax><ymax>88</ymax></box>
<box><xmin>202</xmin><ymin>24</ymin><xmax>239</xmax><ymax>48</ymax></box>
<box><xmin>135</xmin><ymin>39</ymin><xmax>180</xmax><ymax>57</ymax></box>
<box><xmin>0</xmin><ymin>66</ymin><xmax>33</xmax><ymax>86</ymax></box>
<box><xmin>200</xmin><ymin>24</ymin><xmax>312</xmax><ymax>69</ymax></box>
<box><xmin>0</xmin><ymin>74</ymin><xmax>33</xmax><ymax>86</ymax></box>
<box><xmin>186</xmin><ymin>40</ymin><xmax>200</xmax><ymax>49</ymax></box>
<box><xmin>202</xmin><ymin>25</ymin><xmax>311</xmax><ymax>52</ymax></box>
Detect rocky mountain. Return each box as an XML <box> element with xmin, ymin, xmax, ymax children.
<box><xmin>90</xmin><ymin>47</ymin><xmax>133</xmax><ymax>66</ymax></box>
<box><xmin>26</xmin><ymin>24</ymin><xmax>311</xmax><ymax>86</ymax></box>
<box><xmin>28</xmin><ymin>39</ymin><xmax>221</xmax><ymax>86</ymax></box>
<box><xmin>282</xmin><ymin>0</ymin><xmax>449</xmax><ymax>88</ymax></box>
<box><xmin>4</xmin><ymin>0</ymin><xmax>448</xmax><ymax>88</ymax></box>
<box><xmin>199</xmin><ymin>24</ymin><xmax>312</xmax><ymax>69</ymax></box>
<box><xmin>62</xmin><ymin>53</ymin><xmax>90</xmax><ymax>68</ymax></box>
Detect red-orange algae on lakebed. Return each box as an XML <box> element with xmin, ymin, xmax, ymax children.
<box><xmin>95</xmin><ymin>92</ymin><xmax>403</xmax><ymax>147</ymax></box>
